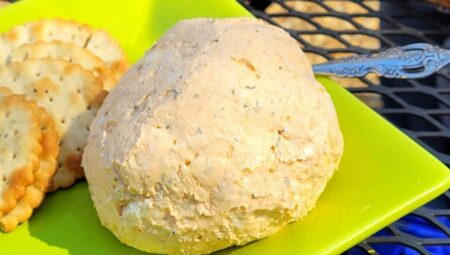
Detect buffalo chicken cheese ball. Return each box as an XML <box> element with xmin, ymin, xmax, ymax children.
<box><xmin>83</xmin><ymin>18</ymin><xmax>343</xmax><ymax>255</ymax></box>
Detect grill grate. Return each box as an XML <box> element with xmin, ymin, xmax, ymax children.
<box><xmin>238</xmin><ymin>0</ymin><xmax>450</xmax><ymax>254</ymax></box>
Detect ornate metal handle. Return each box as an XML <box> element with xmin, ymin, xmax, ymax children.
<box><xmin>312</xmin><ymin>43</ymin><xmax>450</xmax><ymax>79</ymax></box>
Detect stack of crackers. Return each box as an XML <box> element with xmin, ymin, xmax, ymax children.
<box><xmin>0</xmin><ymin>18</ymin><xmax>128</xmax><ymax>232</ymax></box>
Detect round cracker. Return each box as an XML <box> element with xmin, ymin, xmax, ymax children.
<box><xmin>0</xmin><ymin>88</ymin><xmax>42</xmax><ymax>219</ymax></box>
<box><xmin>0</xmin><ymin>88</ymin><xmax>59</xmax><ymax>232</ymax></box>
<box><xmin>0</xmin><ymin>59</ymin><xmax>107</xmax><ymax>191</ymax></box>
<box><xmin>0</xmin><ymin>18</ymin><xmax>128</xmax><ymax>88</ymax></box>
<box><xmin>10</xmin><ymin>41</ymin><xmax>118</xmax><ymax>91</ymax></box>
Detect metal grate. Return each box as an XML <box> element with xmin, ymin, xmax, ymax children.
<box><xmin>238</xmin><ymin>0</ymin><xmax>450</xmax><ymax>254</ymax></box>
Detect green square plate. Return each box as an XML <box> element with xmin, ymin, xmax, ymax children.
<box><xmin>0</xmin><ymin>0</ymin><xmax>449</xmax><ymax>254</ymax></box>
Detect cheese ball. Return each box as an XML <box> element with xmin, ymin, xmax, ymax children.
<box><xmin>83</xmin><ymin>18</ymin><xmax>343</xmax><ymax>255</ymax></box>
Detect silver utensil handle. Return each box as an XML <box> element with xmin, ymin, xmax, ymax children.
<box><xmin>312</xmin><ymin>43</ymin><xmax>450</xmax><ymax>79</ymax></box>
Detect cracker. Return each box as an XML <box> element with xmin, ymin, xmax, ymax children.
<box><xmin>0</xmin><ymin>59</ymin><xmax>107</xmax><ymax>191</ymax></box>
<box><xmin>0</xmin><ymin>88</ymin><xmax>42</xmax><ymax>221</ymax></box>
<box><xmin>0</xmin><ymin>18</ymin><xmax>128</xmax><ymax>89</ymax></box>
<box><xmin>0</xmin><ymin>19</ymin><xmax>91</xmax><ymax>63</ymax></box>
<box><xmin>85</xmin><ymin>30</ymin><xmax>128</xmax><ymax>84</ymax></box>
<box><xmin>10</xmin><ymin>41</ymin><xmax>117</xmax><ymax>91</ymax></box>
<box><xmin>0</xmin><ymin>88</ymin><xmax>59</xmax><ymax>232</ymax></box>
